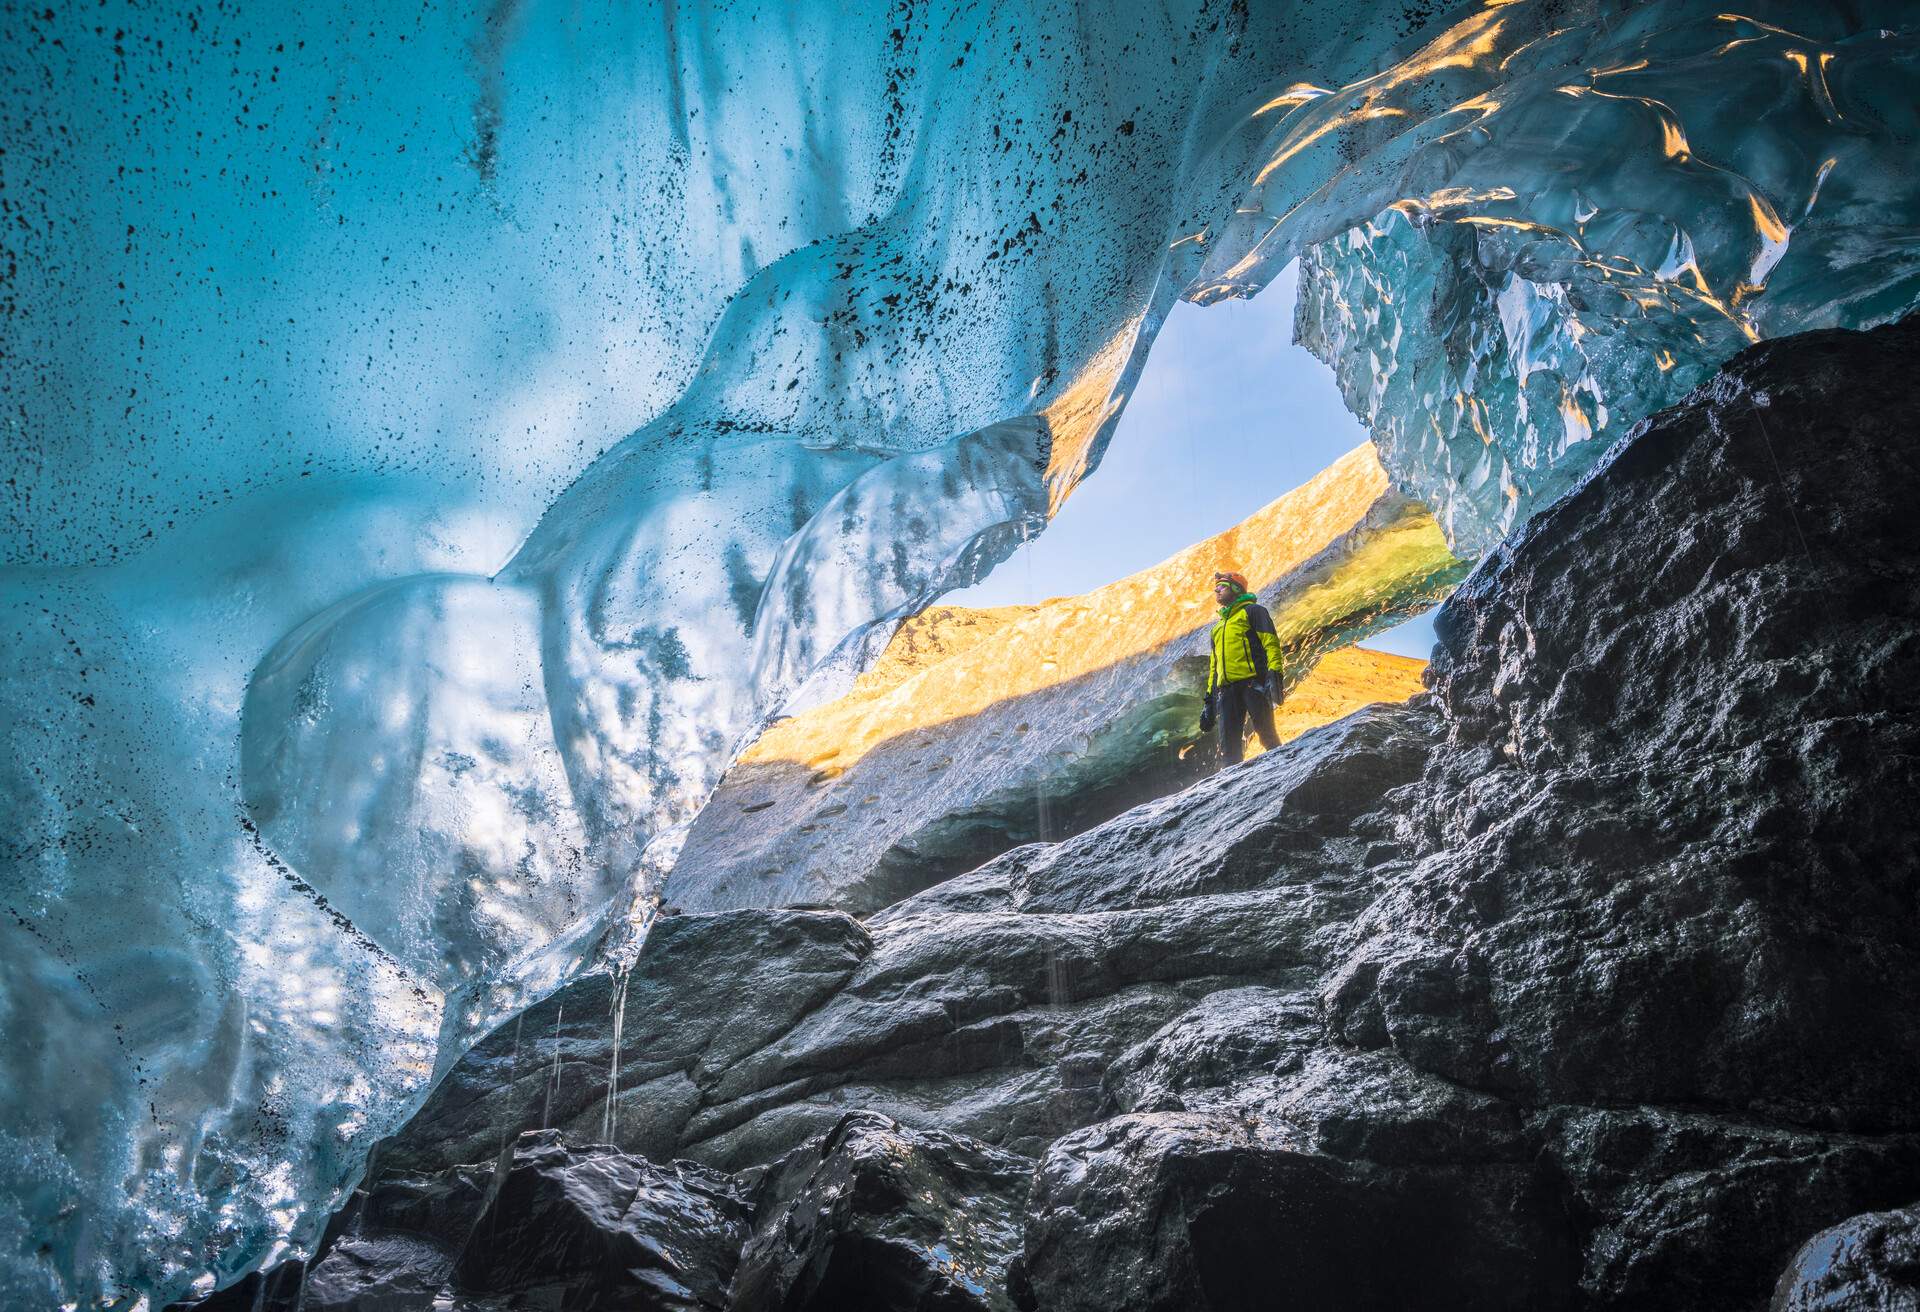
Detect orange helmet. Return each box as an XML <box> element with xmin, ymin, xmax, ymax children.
<box><xmin>1212</xmin><ymin>570</ymin><xmax>1248</xmax><ymax>592</ymax></box>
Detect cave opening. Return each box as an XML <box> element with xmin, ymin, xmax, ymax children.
<box><xmin>946</xmin><ymin>256</ymin><xmax>1445</xmax><ymax>663</ymax></box>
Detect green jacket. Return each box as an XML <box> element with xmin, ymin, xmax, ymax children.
<box><xmin>1207</xmin><ymin>593</ymin><xmax>1284</xmax><ymax>696</ymax></box>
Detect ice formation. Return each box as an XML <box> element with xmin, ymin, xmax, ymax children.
<box><xmin>2</xmin><ymin>0</ymin><xmax>1916</xmax><ymax>1304</ymax></box>
<box><xmin>1273</xmin><ymin>7</ymin><xmax>1920</xmax><ymax>550</ymax></box>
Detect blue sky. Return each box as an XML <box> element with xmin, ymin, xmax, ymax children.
<box><xmin>947</xmin><ymin>261</ymin><xmax>1442</xmax><ymax>660</ymax></box>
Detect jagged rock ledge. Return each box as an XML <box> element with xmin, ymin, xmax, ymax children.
<box><xmin>184</xmin><ymin>317</ymin><xmax>1920</xmax><ymax>1310</ymax></box>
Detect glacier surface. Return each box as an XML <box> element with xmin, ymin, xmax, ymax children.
<box><xmin>2</xmin><ymin>0</ymin><xmax>1916</xmax><ymax>1304</ymax></box>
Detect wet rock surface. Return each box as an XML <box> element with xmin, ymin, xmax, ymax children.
<box><xmin>450</xmin><ymin>1129</ymin><xmax>751</xmax><ymax>1310</ymax></box>
<box><xmin>1772</xmin><ymin>1203</ymin><xmax>1920</xmax><ymax>1311</ymax></box>
<box><xmin>1015</xmin><ymin>1107</ymin><xmax>1571</xmax><ymax>1312</ymax></box>
<box><xmin>177</xmin><ymin>1133</ymin><xmax>750</xmax><ymax>1312</ymax></box>
<box><xmin>383</xmin><ymin>699</ymin><xmax>1425</xmax><ymax>1181</ymax></box>
<box><xmin>192</xmin><ymin>317</ymin><xmax>1920</xmax><ymax>1308</ymax></box>
<box><xmin>732</xmin><ymin>1111</ymin><xmax>1030</xmax><ymax>1312</ymax></box>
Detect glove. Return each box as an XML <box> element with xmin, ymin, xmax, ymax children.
<box><xmin>1267</xmin><ymin>673</ymin><xmax>1284</xmax><ymax>704</ymax></box>
<box><xmin>1199</xmin><ymin>693</ymin><xmax>1215</xmax><ymax>734</ymax></box>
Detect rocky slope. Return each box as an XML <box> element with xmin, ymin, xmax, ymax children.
<box><xmin>666</xmin><ymin>443</ymin><xmax>1461</xmax><ymax>916</ymax></box>
<box><xmin>184</xmin><ymin>317</ymin><xmax>1920</xmax><ymax>1310</ymax></box>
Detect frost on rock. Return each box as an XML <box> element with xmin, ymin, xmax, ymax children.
<box><xmin>2</xmin><ymin>0</ymin><xmax>1918</xmax><ymax>1306</ymax></box>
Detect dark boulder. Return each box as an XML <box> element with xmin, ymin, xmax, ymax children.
<box><xmin>1016</xmin><ymin>1109</ymin><xmax>1571</xmax><ymax>1312</ymax></box>
<box><xmin>1545</xmin><ymin>1108</ymin><xmax>1920</xmax><ymax>1310</ymax></box>
<box><xmin>450</xmin><ymin>1129</ymin><xmax>751</xmax><ymax>1310</ymax></box>
<box><xmin>731</xmin><ymin>1111</ymin><xmax>1030</xmax><ymax>1311</ymax></box>
<box><xmin>301</xmin><ymin>1234</ymin><xmax>457</xmax><ymax>1312</ymax></box>
<box><xmin>1772</xmin><ymin>1203</ymin><xmax>1920</xmax><ymax>1311</ymax></box>
<box><xmin>167</xmin><ymin>1160</ymin><xmax>493</xmax><ymax>1312</ymax></box>
<box><xmin>181</xmin><ymin>1133</ymin><xmax>751</xmax><ymax>1312</ymax></box>
<box><xmin>381</xmin><ymin>908</ymin><xmax>874</xmax><ymax>1176</ymax></box>
<box><xmin>1388</xmin><ymin>317</ymin><xmax>1920</xmax><ymax>1130</ymax></box>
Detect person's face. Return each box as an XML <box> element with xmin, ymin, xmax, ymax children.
<box><xmin>1212</xmin><ymin>580</ymin><xmax>1235</xmax><ymax>604</ymax></box>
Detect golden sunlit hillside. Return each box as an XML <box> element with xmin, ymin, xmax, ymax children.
<box><xmin>739</xmin><ymin>442</ymin><xmax>1458</xmax><ymax>777</ymax></box>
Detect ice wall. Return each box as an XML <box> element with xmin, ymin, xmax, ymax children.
<box><xmin>3</xmin><ymin>0</ymin><xmax>1918</xmax><ymax>1305</ymax></box>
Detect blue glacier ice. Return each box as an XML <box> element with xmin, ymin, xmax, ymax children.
<box><xmin>2</xmin><ymin>0</ymin><xmax>1916</xmax><ymax>1304</ymax></box>
<box><xmin>1278</xmin><ymin>7</ymin><xmax>1920</xmax><ymax>550</ymax></box>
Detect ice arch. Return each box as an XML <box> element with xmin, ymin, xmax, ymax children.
<box><xmin>1</xmin><ymin>0</ymin><xmax>1915</xmax><ymax>1304</ymax></box>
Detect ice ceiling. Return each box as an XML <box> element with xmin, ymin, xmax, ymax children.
<box><xmin>3</xmin><ymin>0</ymin><xmax>1916</xmax><ymax>1303</ymax></box>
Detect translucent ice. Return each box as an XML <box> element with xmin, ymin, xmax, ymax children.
<box><xmin>3</xmin><ymin>0</ymin><xmax>1917</xmax><ymax>1305</ymax></box>
<box><xmin>1207</xmin><ymin>5</ymin><xmax>1920</xmax><ymax>549</ymax></box>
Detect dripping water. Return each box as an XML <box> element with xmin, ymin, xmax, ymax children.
<box><xmin>498</xmin><ymin>1012</ymin><xmax>524</xmax><ymax>1162</ymax></box>
<box><xmin>601</xmin><ymin>965</ymin><xmax>632</xmax><ymax>1143</ymax></box>
<box><xmin>540</xmin><ymin>1004</ymin><xmax>565</xmax><ymax>1131</ymax></box>
<box><xmin>472</xmin><ymin>1014</ymin><xmax>531</xmax><ymax>1269</ymax></box>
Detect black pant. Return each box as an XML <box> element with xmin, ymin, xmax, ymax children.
<box><xmin>1217</xmin><ymin>677</ymin><xmax>1279</xmax><ymax>765</ymax></box>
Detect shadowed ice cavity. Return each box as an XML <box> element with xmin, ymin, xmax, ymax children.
<box><xmin>2</xmin><ymin>0</ymin><xmax>1918</xmax><ymax>1306</ymax></box>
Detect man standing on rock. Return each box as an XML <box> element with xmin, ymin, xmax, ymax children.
<box><xmin>1200</xmin><ymin>570</ymin><xmax>1284</xmax><ymax>766</ymax></box>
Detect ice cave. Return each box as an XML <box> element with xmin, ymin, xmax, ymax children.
<box><xmin>3</xmin><ymin>1</ymin><xmax>1919</xmax><ymax>1307</ymax></box>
